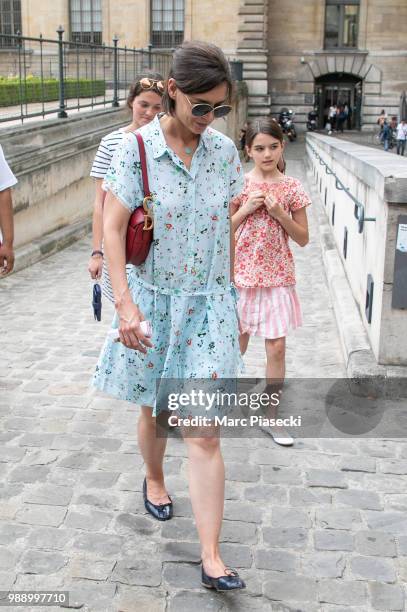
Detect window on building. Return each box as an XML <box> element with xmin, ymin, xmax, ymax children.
<box><xmin>0</xmin><ymin>0</ymin><xmax>22</xmax><ymax>47</ymax></box>
<box><xmin>325</xmin><ymin>0</ymin><xmax>359</xmax><ymax>49</ymax></box>
<box><xmin>151</xmin><ymin>0</ymin><xmax>184</xmax><ymax>49</ymax></box>
<box><xmin>70</xmin><ymin>0</ymin><xmax>102</xmax><ymax>45</ymax></box>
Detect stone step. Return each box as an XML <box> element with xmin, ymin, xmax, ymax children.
<box><xmin>239</xmin><ymin>5</ymin><xmax>266</xmax><ymax>14</ymax></box>
<box><xmin>238</xmin><ymin>23</ymin><xmax>264</xmax><ymax>32</ymax></box>
<box><xmin>248</xmin><ymin>107</ymin><xmax>270</xmax><ymax>117</ymax></box>
<box><xmin>243</xmin><ymin>70</ymin><xmax>268</xmax><ymax>79</ymax></box>
<box><xmin>238</xmin><ymin>39</ymin><xmax>265</xmax><ymax>48</ymax></box>
<box><xmin>249</xmin><ymin>94</ymin><xmax>271</xmax><ymax>106</ymax></box>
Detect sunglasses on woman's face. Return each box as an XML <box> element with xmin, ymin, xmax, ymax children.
<box><xmin>139</xmin><ymin>77</ymin><xmax>165</xmax><ymax>93</ymax></box>
<box><xmin>182</xmin><ymin>92</ymin><xmax>232</xmax><ymax>118</ymax></box>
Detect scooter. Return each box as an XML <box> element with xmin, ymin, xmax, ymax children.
<box><xmin>307</xmin><ymin>110</ymin><xmax>318</xmax><ymax>131</ymax></box>
<box><xmin>278</xmin><ymin>108</ymin><xmax>297</xmax><ymax>141</ymax></box>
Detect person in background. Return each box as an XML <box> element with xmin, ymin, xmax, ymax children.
<box><xmin>87</xmin><ymin>72</ymin><xmax>164</xmax><ymax>301</ymax></box>
<box><xmin>396</xmin><ymin>118</ymin><xmax>407</xmax><ymax>156</ymax></box>
<box><xmin>377</xmin><ymin>109</ymin><xmax>387</xmax><ymax>139</ymax></box>
<box><xmin>0</xmin><ymin>144</ymin><xmax>17</xmax><ymax>275</ymax></box>
<box><xmin>381</xmin><ymin>119</ymin><xmax>391</xmax><ymax>152</ymax></box>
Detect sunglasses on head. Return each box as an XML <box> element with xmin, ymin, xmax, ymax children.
<box><xmin>139</xmin><ymin>77</ymin><xmax>165</xmax><ymax>93</ymax></box>
<box><xmin>182</xmin><ymin>92</ymin><xmax>232</xmax><ymax>119</ymax></box>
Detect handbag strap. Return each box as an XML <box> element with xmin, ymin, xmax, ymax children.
<box><xmin>134</xmin><ymin>132</ymin><xmax>151</xmax><ymax>197</ymax></box>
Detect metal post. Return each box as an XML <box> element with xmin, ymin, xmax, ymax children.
<box><xmin>57</xmin><ymin>26</ymin><xmax>67</xmax><ymax>118</ymax></box>
<box><xmin>148</xmin><ymin>43</ymin><xmax>152</xmax><ymax>69</ymax></box>
<box><xmin>112</xmin><ymin>35</ymin><xmax>119</xmax><ymax>107</ymax></box>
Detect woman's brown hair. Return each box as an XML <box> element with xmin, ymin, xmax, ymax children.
<box><xmin>162</xmin><ymin>41</ymin><xmax>233</xmax><ymax>116</ymax></box>
<box><xmin>126</xmin><ymin>70</ymin><xmax>164</xmax><ymax>110</ymax></box>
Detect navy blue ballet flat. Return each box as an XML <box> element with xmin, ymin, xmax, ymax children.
<box><xmin>143</xmin><ymin>478</ymin><xmax>173</xmax><ymax>521</ymax></box>
<box><xmin>201</xmin><ymin>564</ymin><xmax>246</xmax><ymax>591</ymax></box>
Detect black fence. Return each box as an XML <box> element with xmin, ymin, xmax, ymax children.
<box><xmin>0</xmin><ymin>28</ymin><xmax>173</xmax><ymax>124</ymax></box>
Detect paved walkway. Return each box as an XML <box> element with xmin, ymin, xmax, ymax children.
<box><xmin>0</xmin><ymin>144</ymin><xmax>406</xmax><ymax>611</ymax></box>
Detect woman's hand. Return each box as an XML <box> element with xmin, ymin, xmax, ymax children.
<box><xmin>88</xmin><ymin>254</ymin><xmax>103</xmax><ymax>280</ymax></box>
<box><xmin>116</xmin><ymin>301</ymin><xmax>153</xmax><ymax>353</ymax></box>
<box><xmin>241</xmin><ymin>190</ymin><xmax>265</xmax><ymax>216</ymax></box>
<box><xmin>264</xmin><ymin>194</ymin><xmax>283</xmax><ymax>220</ymax></box>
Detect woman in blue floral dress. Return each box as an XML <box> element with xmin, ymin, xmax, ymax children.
<box><xmin>93</xmin><ymin>42</ymin><xmax>246</xmax><ymax>591</ymax></box>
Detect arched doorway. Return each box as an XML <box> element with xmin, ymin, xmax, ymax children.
<box><xmin>315</xmin><ymin>73</ymin><xmax>363</xmax><ymax>130</ymax></box>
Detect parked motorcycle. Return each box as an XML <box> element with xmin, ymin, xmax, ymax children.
<box><xmin>307</xmin><ymin>109</ymin><xmax>318</xmax><ymax>131</ymax></box>
<box><xmin>278</xmin><ymin>108</ymin><xmax>297</xmax><ymax>141</ymax></box>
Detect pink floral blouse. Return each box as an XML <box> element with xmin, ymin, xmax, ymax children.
<box><xmin>233</xmin><ymin>175</ymin><xmax>311</xmax><ymax>287</ymax></box>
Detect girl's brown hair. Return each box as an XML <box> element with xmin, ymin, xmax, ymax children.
<box><xmin>245</xmin><ymin>117</ymin><xmax>284</xmax><ymax>148</ymax></box>
<box><xmin>126</xmin><ymin>70</ymin><xmax>164</xmax><ymax>110</ymax></box>
<box><xmin>162</xmin><ymin>41</ymin><xmax>233</xmax><ymax>116</ymax></box>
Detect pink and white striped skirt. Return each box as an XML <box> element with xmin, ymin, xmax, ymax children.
<box><xmin>237</xmin><ymin>286</ymin><xmax>302</xmax><ymax>339</ymax></box>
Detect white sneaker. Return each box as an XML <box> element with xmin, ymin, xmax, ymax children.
<box><xmin>260</xmin><ymin>424</ymin><xmax>294</xmax><ymax>446</ymax></box>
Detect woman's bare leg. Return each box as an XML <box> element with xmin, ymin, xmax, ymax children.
<box><xmin>239</xmin><ymin>332</ymin><xmax>250</xmax><ymax>355</ymax></box>
<box><xmin>182</xmin><ymin>426</ymin><xmax>229</xmax><ymax>577</ymax></box>
<box><xmin>138</xmin><ymin>405</ymin><xmax>170</xmax><ymax>504</ymax></box>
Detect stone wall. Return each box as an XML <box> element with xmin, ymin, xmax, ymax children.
<box><xmin>306</xmin><ymin>132</ymin><xmax>407</xmax><ymax>365</ymax></box>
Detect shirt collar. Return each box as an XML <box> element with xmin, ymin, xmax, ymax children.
<box><xmin>143</xmin><ymin>114</ymin><xmax>211</xmax><ymax>159</ymax></box>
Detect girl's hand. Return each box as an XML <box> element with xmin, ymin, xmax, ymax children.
<box><xmin>242</xmin><ymin>190</ymin><xmax>265</xmax><ymax>215</ymax></box>
<box><xmin>88</xmin><ymin>255</ymin><xmax>103</xmax><ymax>280</ymax></box>
<box><xmin>264</xmin><ymin>194</ymin><xmax>283</xmax><ymax>220</ymax></box>
<box><xmin>116</xmin><ymin>302</ymin><xmax>153</xmax><ymax>353</ymax></box>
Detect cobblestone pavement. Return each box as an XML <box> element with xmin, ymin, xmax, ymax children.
<box><xmin>1</xmin><ymin>143</ymin><xmax>406</xmax><ymax>612</ymax></box>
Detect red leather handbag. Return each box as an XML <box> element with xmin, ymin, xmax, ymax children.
<box><xmin>125</xmin><ymin>132</ymin><xmax>154</xmax><ymax>266</ymax></box>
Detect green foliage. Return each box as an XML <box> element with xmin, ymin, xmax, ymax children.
<box><xmin>0</xmin><ymin>77</ymin><xmax>105</xmax><ymax>107</ymax></box>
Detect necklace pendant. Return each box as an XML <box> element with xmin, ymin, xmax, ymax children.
<box><xmin>184</xmin><ymin>146</ymin><xmax>193</xmax><ymax>155</ymax></box>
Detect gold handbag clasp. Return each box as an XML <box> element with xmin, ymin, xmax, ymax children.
<box><xmin>143</xmin><ymin>195</ymin><xmax>154</xmax><ymax>230</ymax></box>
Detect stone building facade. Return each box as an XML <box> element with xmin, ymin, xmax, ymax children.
<box><xmin>2</xmin><ymin>0</ymin><xmax>406</xmax><ymax>129</ymax></box>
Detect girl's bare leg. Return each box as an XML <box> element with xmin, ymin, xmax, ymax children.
<box><xmin>263</xmin><ymin>337</ymin><xmax>293</xmax><ymax>444</ymax></box>
<box><xmin>138</xmin><ymin>405</ymin><xmax>170</xmax><ymax>504</ymax></box>
<box><xmin>182</xmin><ymin>426</ymin><xmax>229</xmax><ymax>577</ymax></box>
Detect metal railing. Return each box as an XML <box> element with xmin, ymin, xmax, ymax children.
<box><xmin>307</xmin><ymin>140</ymin><xmax>376</xmax><ymax>233</ymax></box>
<box><xmin>0</xmin><ymin>28</ymin><xmax>173</xmax><ymax>124</ymax></box>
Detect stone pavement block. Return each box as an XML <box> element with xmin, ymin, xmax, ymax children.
<box><xmin>63</xmin><ymin>580</ymin><xmax>117</xmax><ymax>610</ymax></box>
<box><xmin>64</xmin><ymin>508</ymin><xmax>113</xmax><ymax>531</ymax></box>
<box><xmin>171</xmin><ymin>496</ymin><xmax>194</xmax><ymax>518</ymax></box>
<box><xmin>263</xmin><ymin>571</ymin><xmax>318</xmax><ymax>603</ymax></box>
<box><xmin>162</xmin><ymin>541</ymin><xmax>201</xmax><ymax>563</ymax></box>
<box><xmin>350</xmin><ymin>555</ymin><xmax>396</xmax><ymax>582</ymax></box>
<box><xmin>0</xmin><ymin>447</ymin><xmax>26</xmax><ymax>462</ymax></box>
<box><xmin>160</xmin><ymin>517</ymin><xmax>196</xmax><ymax>541</ymax></box>
<box><xmin>162</xmin><ymin>562</ymin><xmax>200</xmax><ymax>588</ymax></box>
<box><xmin>244</xmin><ymin>484</ymin><xmax>288</xmax><ymax>505</ymax></box>
<box><xmin>255</xmin><ymin>548</ymin><xmax>299</xmax><ymax>572</ymax></box>
<box><xmin>318</xmin><ymin>579</ymin><xmax>366</xmax><ymax>606</ymax></box>
<box><xmin>16</xmin><ymin>504</ymin><xmax>67</xmax><ymax>527</ymax></box>
<box><xmin>358</xmin><ymin>440</ymin><xmax>398</xmax><ymax>458</ymax></box>
<box><xmin>23</xmin><ymin>484</ymin><xmax>73</xmax><ymax>506</ymax></box>
<box><xmin>363</xmin><ymin>511</ymin><xmax>407</xmax><ymax>535</ymax></box>
<box><xmin>114</xmin><ymin>513</ymin><xmax>159</xmax><ymax>537</ymax></box>
<box><xmin>385</xmin><ymin>494</ymin><xmax>407</xmax><ymax>512</ymax></box>
<box><xmin>220</xmin><ymin>520</ymin><xmax>258</xmax><ymax>545</ymax></box>
<box><xmin>87</xmin><ymin>437</ymin><xmax>122</xmax><ymax>452</ymax></box>
<box><xmin>219</xmin><ymin>543</ymin><xmax>253</xmax><ymax>568</ymax></box>
<box><xmin>339</xmin><ymin>455</ymin><xmax>376</xmax><ymax>473</ymax></box>
<box><xmin>271</xmin><ymin>508</ymin><xmax>312</xmax><ymax>529</ymax></box>
<box><xmin>290</xmin><ymin>487</ymin><xmax>332</xmax><ymax>507</ymax></box>
<box><xmin>18</xmin><ymin>433</ymin><xmax>56</xmax><ymax>447</ymax></box>
<box><xmin>57</xmin><ymin>452</ymin><xmax>95</xmax><ymax>470</ymax></box>
<box><xmin>21</xmin><ymin>381</ymin><xmax>49</xmax><ymax>393</ymax></box>
<box><xmin>306</xmin><ymin>469</ymin><xmax>348</xmax><ymax>488</ymax></box>
<box><xmin>262</xmin><ymin>466</ymin><xmax>303</xmax><ymax>485</ymax></box>
<box><xmin>315</xmin><ymin>507</ymin><xmax>362</xmax><ymax>530</ymax></box>
<box><xmin>354</xmin><ymin>531</ymin><xmax>397</xmax><ymax>557</ymax></box>
<box><xmin>80</xmin><ymin>471</ymin><xmax>120</xmax><ymax>489</ymax></box>
<box><xmin>111</xmin><ymin>559</ymin><xmax>162</xmax><ymax>587</ymax></box>
<box><xmin>225</xmin><ymin>462</ymin><xmax>260</xmax><ymax>482</ymax></box>
<box><xmin>27</xmin><ymin>526</ymin><xmax>74</xmax><ymax>550</ymax></box>
<box><xmin>301</xmin><ymin>552</ymin><xmax>346</xmax><ymax>579</ymax></box>
<box><xmin>364</xmin><ymin>474</ymin><xmax>406</xmax><ymax>494</ymax></box>
<box><xmin>97</xmin><ymin>453</ymin><xmax>144</xmax><ymax>472</ymax></box>
<box><xmin>67</xmin><ymin>556</ymin><xmax>115</xmax><ymax>581</ymax></box>
<box><xmin>21</xmin><ymin>449</ymin><xmax>60</xmax><ymax>466</ymax></box>
<box><xmin>0</xmin><ymin>547</ymin><xmax>18</xmax><ymax>571</ymax></box>
<box><xmin>0</xmin><ymin>571</ymin><xmax>15</xmax><ymax>591</ymax></box>
<box><xmin>72</xmin><ymin>532</ymin><xmax>125</xmax><ymax>556</ymax></box>
<box><xmin>116</xmin><ymin>585</ymin><xmax>167</xmax><ymax>612</ymax></box>
<box><xmin>397</xmin><ymin>536</ymin><xmax>407</xmax><ymax>555</ymax></box>
<box><xmin>18</xmin><ymin>549</ymin><xmax>67</xmax><ymax>574</ymax></box>
<box><xmin>378</xmin><ymin>459</ymin><xmax>407</xmax><ymax>475</ymax></box>
<box><xmin>69</xmin><ymin>421</ymin><xmax>108</xmax><ymax>436</ymax></box>
<box><xmin>49</xmin><ymin>434</ymin><xmax>87</xmax><ymax>451</ymax></box>
<box><xmin>263</xmin><ymin>527</ymin><xmax>309</xmax><ymax>550</ymax></box>
<box><xmin>335</xmin><ymin>489</ymin><xmax>383</xmax><ymax>510</ymax></box>
<box><xmin>167</xmin><ymin>591</ymin><xmax>223</xmax><ymax>612</ymax></box>
<box><xmin>223</xmin><ymin>500</ymin><xmax>263</xmax><ymax>523</ymax></box>
<box><xmin>314</xmin><ymin>530</ymin><xmax>354</xmax><ymax>551</ymax></box>
<box><xmin>75</xmin><ymin>492</ymin><xmax>120</xmax><ymax>511</ymax></box>
<box><xmin>369</xmin><ymin>582</ymin><xmax>405</xmax><ymax>611</ymax></box>
<box><xmin>0</xmin><ymin>522</ymin><xmax>29</xmax><ymax>546</ymax></box>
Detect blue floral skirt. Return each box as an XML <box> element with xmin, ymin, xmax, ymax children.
<box><xmin>92</xmin><ymin>278</ymin><xmax>243</xmax><ymax>416</ymax></box>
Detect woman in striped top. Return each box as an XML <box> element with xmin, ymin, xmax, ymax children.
<box><xmin>88</xmin><ymin>72</ymin><xmax>164</xmax><ymax>301</ymax></box>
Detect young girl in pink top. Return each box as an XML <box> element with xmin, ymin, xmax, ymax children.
<box><xmin>231</xmin><ymin>118</ymin><xmax>310</xmax><ymax>445</ymax></box>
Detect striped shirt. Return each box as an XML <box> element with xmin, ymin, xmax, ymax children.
<box><xmin>90</xmin><ymin>127</ymin><xmax>133</xmax><ymax>303</ymax></box>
